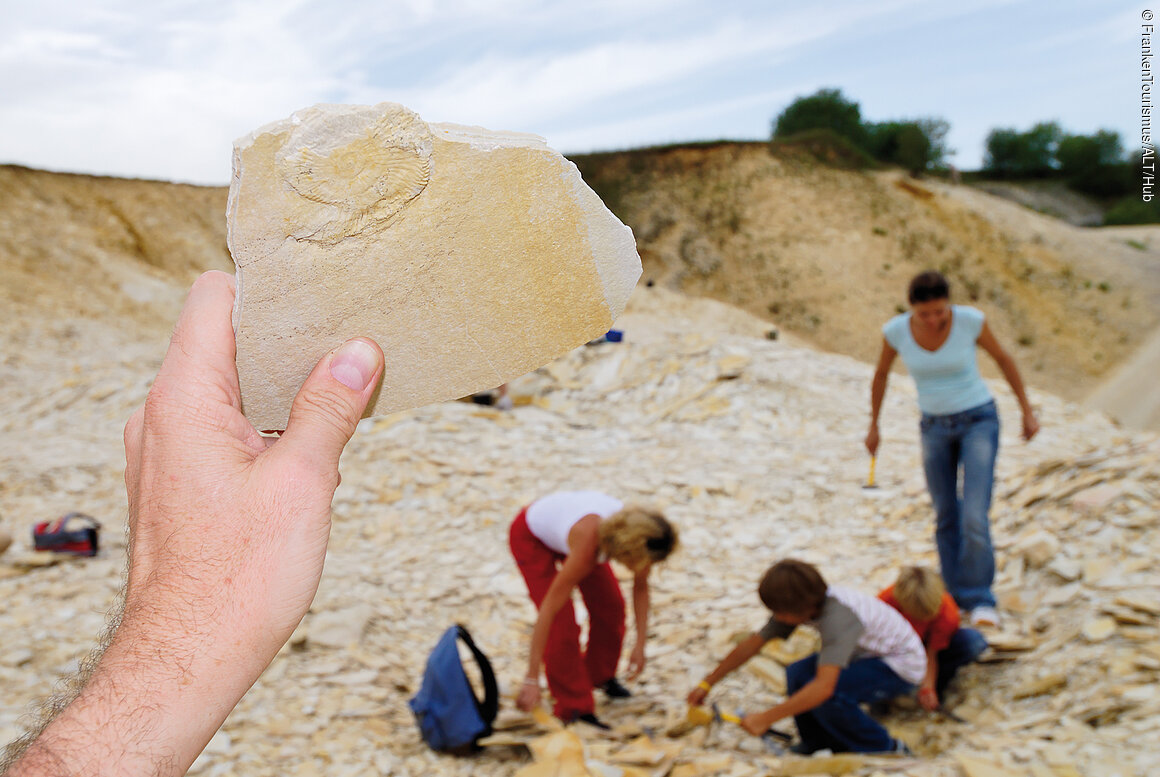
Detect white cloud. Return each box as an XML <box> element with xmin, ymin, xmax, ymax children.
<box><xmin>0</xmin><ymin>0</ymin><xmax>1140</xmax><ymax>182</ymax></box>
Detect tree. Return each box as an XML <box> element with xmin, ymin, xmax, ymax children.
<box><xmin>1057</xmin><ymin>130</ymin><xmax>1127</xmax><ymax>196</ymax></box>
<box><xmin>772</xmin><ymin>88</ymin><xmax>867</xmax><ymax>148</ymax></box>
<box><xmin>983</xmin><ymin>128</ymin><xmax>1022</xmax><ymax>177</ymax></box>
<box><xmin>865</xmin><ymin>119</ymin><xmax>950</xmax><ymax>175</ymax></box>
<box><xmin>1022</xmin><ymin>121</ymin><xmax>1064</xmax><ymax>174</ymax></box>
<box><xmin>983</xmin><ymin>121</ymin><xmax>1062</xmax><ymax>177</ymax></box>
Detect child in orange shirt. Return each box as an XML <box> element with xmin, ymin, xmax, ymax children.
<box><xmin>879</xmin><ymin>567</ymin><xmax>987</xmax><ymax>710</ymax></box>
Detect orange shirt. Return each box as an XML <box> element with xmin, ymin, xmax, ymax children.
<box><xmin>878</xmin><ymin>586</ymin><xmax>959</xmax><ymax>654</ymax></box>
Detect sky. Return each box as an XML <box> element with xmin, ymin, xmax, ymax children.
<box><xmin>0</xmin><ymin>0</ymin><xmax>1145</xmax><ymax>185</ymax></box>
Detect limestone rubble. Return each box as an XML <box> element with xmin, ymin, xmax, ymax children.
<box><xmin>0</xmin><ymin>285</ymin><xmax>1156</xmax><ymax>777</ymax></box>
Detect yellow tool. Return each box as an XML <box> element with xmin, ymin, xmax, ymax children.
<box><xmin>684</xmin><ymin>705</ymin><xmax>792</xmax><ymax>751</ymax></box>
<box><xmin>863</xmin><ymin>455</ymin><xmax>879</xmax><ymax>489</ymax></box>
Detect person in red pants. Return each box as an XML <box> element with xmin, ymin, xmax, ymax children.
<box><xmin>511</xmin><ymin>491</ymin><xmax>678</xmax><ymax>726</ymax></box>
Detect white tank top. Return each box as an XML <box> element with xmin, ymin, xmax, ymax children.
<box><xmin>525</xmin><ymin>491</ymin><xmax>624</xmax><ymax>555</ymax></box>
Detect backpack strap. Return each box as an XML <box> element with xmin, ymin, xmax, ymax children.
<box><xmin>455</xmin><ymin>624</ymin><xmax>499</xmax><ymax>727</ymax></box>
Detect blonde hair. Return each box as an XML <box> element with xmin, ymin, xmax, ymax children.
<box><xmin>894</xmin><ymin>566</ymin><xmax>945</xmax><ymax>620</ymax></box>
<box><xmin>598</xmin><ymin>507</ymin><xmax>678</xmax><ymax>572</ymax></box>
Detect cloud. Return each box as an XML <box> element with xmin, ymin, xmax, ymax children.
<box><xmin>0</xmin><ymin>0</ymin><xmax>1141</xmax><ymax>182</ymax></box>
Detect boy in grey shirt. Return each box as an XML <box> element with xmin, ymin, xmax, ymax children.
<box><xmin>687</xmin><ymin>559</ymin><xmax>924</xmax><ymax>754</ymax></box>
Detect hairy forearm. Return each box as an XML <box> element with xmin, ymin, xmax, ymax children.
<box><xmin>6</xmin><ymin>632</ymin><xmax>252</xmax><ymax>777</ymax></box>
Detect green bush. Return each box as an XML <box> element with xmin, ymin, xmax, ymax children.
<box><xmin>1104</xmin><ymin>196</ymin><xmax>1160</xmax><ymax>225</ymax></box>
<box><xmin>773</xmin><ymin>88</ymin><xmax>868</xmax><ymax>149</ymax></box>
<box><xmin>769</xmin><ymin>129</ymin><xmax>878</xmax><ymax>170</ymax></box>
<box><xmin>983</xmin><ymin>122</ymin><xmax>1063</xmax><ymax>177</ymax></box>
<box><xmin>1058</xmin><ymin>131</ymin><xmax>1130</xmax><ymax>197</ymax></box>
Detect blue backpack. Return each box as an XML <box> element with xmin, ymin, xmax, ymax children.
<box><xmin>409</xmin><ymin>625</ymin><xmax>499</xmax><ymax>754</ymax></box>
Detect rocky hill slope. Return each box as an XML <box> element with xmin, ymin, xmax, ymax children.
<box><xmin>0</xmin><ymin>164</ymin><xmax>1156</xmax><ymax>777</ymax></box>
<box><xmin>572</xmin><ymin>143</ymin><xmax>1160</xmax><ymax>408</ymax></box>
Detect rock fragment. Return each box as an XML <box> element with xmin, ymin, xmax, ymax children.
<box><xmin>228</xmin><ymin>102</ymin><xmax>641</xmax><ymax>429</ymax></box>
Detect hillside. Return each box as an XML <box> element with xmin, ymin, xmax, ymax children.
<box><xmin>572</xmin><ymin>142</ymin><xmax>1160</xmax><ymax>408</ymax></box>
<box><xmin>0</xmin><ymin>164</ymin><xmax>232</xmax><ymax>336</ymax></box>
<box><xmin>6</xmin><ymin>153</ymin><xmax>1158</xmax><ymax>425</ymax></box>
<box><xmin>0</xmin><ymin>163</ymin><xmax>1156</xmax><ymax>775</ymax></box>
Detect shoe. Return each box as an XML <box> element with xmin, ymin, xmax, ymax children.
<box><xmin>598</xmin><ymin>678</ymin><xmax>632</xmax><ymax>699</ymax></box>
<box><xmin>889</xmin><ymin>738</ymin><xmax>914</xmax><ymax>756</ymax></box>
<box><xmin>567</xmin><ymin>712</ymin><xmax>610</xmax><ymax>730</ymax></box>
<box><xmin>969</xmin><ymin>606</ymin><xmax>1001</xmax><ymax>628</ymax></box>
<box><xmin>789</xmin><ymin>740</ymin><xmax>822</xmax><ymax>755</ymax></box>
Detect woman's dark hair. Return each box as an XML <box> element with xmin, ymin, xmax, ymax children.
<box><xmin>908</xmin><ymin>271</ymin><xmax>950</xmax><ymax>304</ymax></box>
<box><xmin>758</xmin><ymin>559</ymin><xmax>827</xmax><ymax>616</ymax></box>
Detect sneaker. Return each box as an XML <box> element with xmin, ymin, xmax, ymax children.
<box><xmin>598</xmin><ymin>678</ymin><xmax>632</xmax><ymax>699</ymax></box>
<box><xmin>789</xmin><ymin>740</ymin><xmax>822</xmax><ymax>755</ymax></box>
<box><xmin>567</xmin><ymin>712</ymin><xmax>610</xmax><ymax>730</ymax></box>
<box><xmin>890</xmin><ymin>738</ymin><xmax>914</xmax><ymax>756</ymax></box>
<box><xmin>969</xmin><ymin>606</ymin><xmax>1001</xmax><ymax>628</ymax></box>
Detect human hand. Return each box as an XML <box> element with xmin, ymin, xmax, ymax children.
<box><xmin>1022</xmin><ymin>410</ymin><xmax>1040</xmax><ymax>441</ymax></box>
<box><xmin>626</xmin><ymin>642</ymin><xmax>646</xmax><ymax>680</ymax></box>
<box><xmin>864</xmin><ymin>425</ymin><xmax>880</xmax><ymax>456</ymax></box>
<box><xmin>121</xmin><ymin>268</ymin><xmax>383</xmax><ymax>680</ymax></box>
<box><xmin>918</xmin><ymin>685</ymin><xmax>939</xmax><ymax>712</ymax></box>
<box><xmin>740</xmin><ymin>709</ymin><xmax>774</xmax><ymax>736</ymax></box>
<box><xmin>686</xmin><ymin>684</ymin><xmax>709</xmax><ymax>707</ymax></box>
<box><xmin>517</xmin><ymin>680</ymin><xmax>542</xmax><ymax>712</ymax></box>
<box><xmin>5</xmin><ymin>272</ymin><xmax>384</xmax><ymax>776</ymax></box>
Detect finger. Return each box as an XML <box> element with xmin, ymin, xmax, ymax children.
<box><xmin>154</xmin><ymin>271</ymin><xmax>241</xmax><ymax>409</ymax></box>
<box><xmin>276</xmin><ymin>338</ymin><xmax>384</xmax><ymax>474</ymax></box>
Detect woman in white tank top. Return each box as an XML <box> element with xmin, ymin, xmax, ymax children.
<box><xmin>509</xmin><ymin>491</ymin><xmax>678</xmax><ymax>725</ymax></box>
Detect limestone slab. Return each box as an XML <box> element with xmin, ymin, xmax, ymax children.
<box><xmin>228</xmin><ymin>102</ymin><xmax>640</xmax><ymax>429</ymax></box>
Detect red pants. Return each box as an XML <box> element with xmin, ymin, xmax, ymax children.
<box><xmin>509</xmin><ymin>508</ymin><xmax>625</xmax><ymax>719</ymax></box>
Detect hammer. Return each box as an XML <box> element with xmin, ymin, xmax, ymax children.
<box><xmin>693</xmin><ymin>704</ymin><xmax>793</xmax><ymax>752</ymax></box>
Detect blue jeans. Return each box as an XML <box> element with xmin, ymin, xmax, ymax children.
<box><xmin>936</xmin><ymin>628</ymin><xmax>988</xmax><ymax>696</ymax></box>
<box><xmin>920</xmin><ymin>400</ymin><xmax>1000</xmax><ymax>610</ymax></box>
<box><xmin>786</xmin><ymin>655</ymin><xmax>914</xmax><ymax>753</ymax></box>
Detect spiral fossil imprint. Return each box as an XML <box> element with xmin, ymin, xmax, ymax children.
<box><xmin>278</xmin><ymin>105</ymin><xmax>432</xmax><ymax>245</ymax></box>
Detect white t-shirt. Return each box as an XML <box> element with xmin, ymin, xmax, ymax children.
<box><xmin>525</xmin><ymin>491</ymin><xmax>624</xmax><ymax>555</ymax></box>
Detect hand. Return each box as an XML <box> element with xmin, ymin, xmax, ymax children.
<box><xmin>1022</xmin><ymin>410</ymin><xmax>1040</xmax><ymax>441</ymax></box>
<box><xmin>122</xmin><ymin>270</ymin><xmax>384</xmax><ymax>679</ymax></box>
<box><xmin>626</xmin><ymin>642</ymin><xmax>646</xmax><ymax>680</ymax></box>
<box><xmin>918</xmin><ymin>685</ymin><xmax>939</xmax><ymax>712</ymax></box>
<box><xmin>686</xmin><ymin>684</ymin><xmax>709</xmax><ymax>707</ymax></box>
<box><xmin>740</xmin><ymin>710</ymin><xmax>775</xmax><ymax>736</ymax></box>
<box><xmin>8</xmin><ymin>272</ymin><xmax>385</xmax><ymax>775</ymax></box>
<box><xmin>517</xmin><ymin>680</ymin><xmax>542</xmax><ymax>712</ymax></box>
<box><xmin>864</xmin><ymin>424</ymin><xmax>880</xmax><ymax>456</ymax></box>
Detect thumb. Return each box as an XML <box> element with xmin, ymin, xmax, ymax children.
<box><xmin>277</xmin><ymin>338</ymin><xmax>384</xmax><ymax>472</ymax></box>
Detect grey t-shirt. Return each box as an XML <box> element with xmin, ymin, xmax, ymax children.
<box><xmin>756</xmin><ymin>586</ymin><xmax>927</xmax><ymax>684</ymax></box>
<box><xmin>759</xmin><ymin>595</ymin><xmax>863</xmax><ymax>669</ymax></box>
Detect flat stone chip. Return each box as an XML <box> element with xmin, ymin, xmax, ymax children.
<box><xmin>228</xmin><ymin>102</ymin><xmax>640</xmax><ymax>429</ymax></box>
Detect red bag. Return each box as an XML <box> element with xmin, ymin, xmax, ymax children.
<box><xmin>33</xmin><ymin>512</ymin><xmax>100</xmax><ymax>557</ymax></box>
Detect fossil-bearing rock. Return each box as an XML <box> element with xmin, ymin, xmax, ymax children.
<box><xmin>228</xmin><ymin>102</ymin><xmax>640</xmax><ymax>429</ymax></box>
